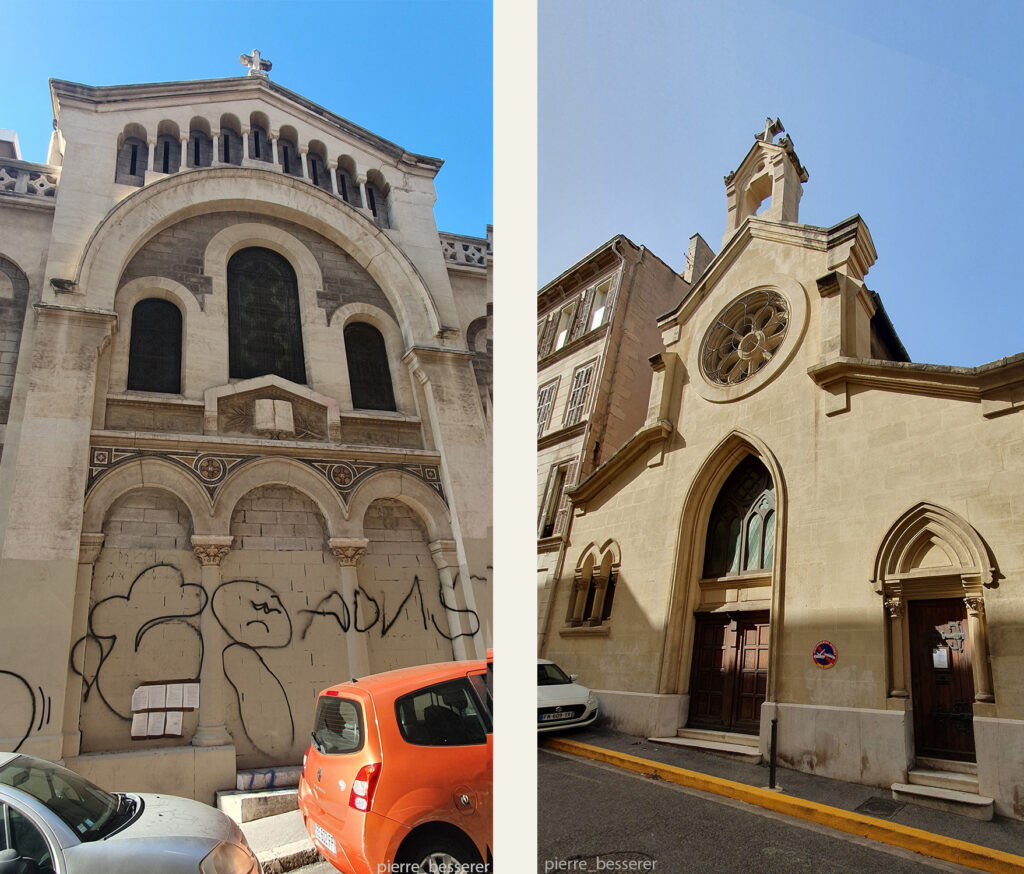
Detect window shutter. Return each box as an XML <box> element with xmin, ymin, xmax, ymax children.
<box><xmin>553</xmin><ymin>457</ymin><xmax>579</xmax><ymax>537</ymax></box>
<box><xmin>538</xmin><ymin>314</ymin><xmax>557</xmax><ymax>358</ymax></box>
<box><xmin>571</xmin><ymin>286</ymin><xmax>596</xmax><ymax>341</ymax></box>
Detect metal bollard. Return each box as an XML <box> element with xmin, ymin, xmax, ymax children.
<box><xmin>769</xmin><ymin>716</ymin><xmax>778</xmax><ymax>789</ymax></box>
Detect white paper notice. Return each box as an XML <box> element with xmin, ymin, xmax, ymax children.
<box><xmin>131</xmin><ymin>687</ymin><xmax>148</xmax><ymax>712</ymax></box>
<box><xmin>183</xmin><ymin>683</ymin><xmax>200</xmax><ymax>709</ymax></box>
<box><xmin>131</xmin><ymin>713</ymin><xmax>148</xmax><ymax>738</ymax></box>
<box><xmin>147</xmin><ymin>685</ymin><xmax>166</xmax><ymax>709</ymax></box>
<box><xmin>164</xmin><ymin>711</ymin><xmax>184</xmax><ymax>736</ymax></box>
<box><xmin>165</xmin><ymin>683</ymin><xmax>184</xmax><ymax>709</ymax></box>
<box><xmin>147</xmin><ymin>711</ymin><xmax>166</xmax><ymax>736</ymax></box>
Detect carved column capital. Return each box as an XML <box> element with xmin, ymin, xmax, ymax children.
<box><xmin>428</xmin><ymin>539</ymin><xmax>459</xmax><ymax>571</ymax></box>
<box><xmin>328</xmin><ymin>537</ymin><xmax>369</xmax><ymax>567</ymax></box>
<box><xmin>884</xmin><ymin>596</ymin><xmax>903</xmax><ymax>619</ymax></box>
<box><xmin>191</xmin><ymin>535</ymin><xmax>234</xmax><ymax>566</ymax></box>
<box><xmin>964</xmin><ymin>595</ymin><xmax>985</xmax><ymax>617</ymax></box>
<box><xmin>78</xmin><ymin>533</ymin><xmax>105</xmax><ymax>566</ymax></box>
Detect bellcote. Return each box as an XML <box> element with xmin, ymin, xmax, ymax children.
<box><xmin>722</xmin><ymin>118</ymin><xmax>809</xmax><ymax>247</ymax></box>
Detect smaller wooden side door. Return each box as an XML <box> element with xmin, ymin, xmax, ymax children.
<box><xmin>909</xmin><ymin>599</ymin><xmax>976</xmax><ymax>761</ymax></box>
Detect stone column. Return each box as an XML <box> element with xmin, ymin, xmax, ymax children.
<box><xmin>61</xmin><ymin>533</ymin><xmax>105</xmax><ymax>758</ymax></box>
<box><xmin>584</xmin><ymin>573</ymin><xmax>610</xmax><ymax>626</ymax></box>
<box><xmin>885</xmin><ymin>596</ymin><xmax>909</xmax><ymax>698</ymax></box>
<box><xmin>357</xmin><ymin>175</ymin><xmax>369</xmax><ymax>212</ymax></box>
<box><xmin>429</xmin><ymin>539</ymin><xmax>479</xmax><ymax>659</ymax></box>
<box><xmin>567</xmin><ymin>571</ymin><xmax>587</xmax><ymax>626</ymax></box>
<box><xmin>965</xmin><ymin>595</ymin><xmax>995</xmax><ymax>702</ymax></box>
<box><xmin>212</xmin><ymin>132</ymin><xmax>221</xmax><ymax>165</ymax></box>
<box><xmin>297</xmin><ymin>145</ymin><xmax>308</xmax><ymax>179</ymax></box>
<box><xmin>180</xmin><ymin>136</ymin><xmax>189</xmax><ymax>170</ymax></box>
<box><xmin>190</xmin><ymin>535</ymin><xmax>234</xmax><ymax>747</ymax></box>
<box><xmin>328</xmin><ymin>538</ymin><xmax>370</xmax><ymax>679</ymax></box>
<box><xmin>240</xmin><ymin>126</ymin><xmax>251</xmax><ymax>163</ymax></box>
<box><xmin>147</xmin><ymin>139</ymin><xmax>156</xmax><ymax>175</ymax></box>
<box><xmin>269</xmin><ymin>130</ymin><xmax>279</xmax><ymax>166</ymax></box>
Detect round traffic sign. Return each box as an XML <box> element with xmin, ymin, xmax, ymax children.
<box><xmin>813</xmin><ymin>640</ymin><xmax>838</xmax><ymax>669</ymax></box>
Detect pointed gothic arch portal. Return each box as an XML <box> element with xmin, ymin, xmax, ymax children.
<box><xmin>871</xmin><ymin>502</ymin><xmax>996</xmax><ymax>762</ymax></box>
<box><xmin>686</xmin><ymin>454</ymin><xmax>775</xmax><ymax>735</ymax></box>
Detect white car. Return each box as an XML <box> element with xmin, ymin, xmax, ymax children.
<box><xmin>0</xmin><ymin>752</ymin><xmax>261</xmax><ymax>874</ymax></box>
<box><xmin>537</xmin><ymin>659</ymin><xmax>599</xmax><ymax>732</ymax></box>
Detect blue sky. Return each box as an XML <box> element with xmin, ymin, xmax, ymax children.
<box><xmin>1</xmin><ymin>0</ymin><xmax>492</xmax><ymax>238</ymax></box>
<box><xmin>539</xmin><ymin>0</ymin><xmax>1024</xmax><ymax>367</ymax></box>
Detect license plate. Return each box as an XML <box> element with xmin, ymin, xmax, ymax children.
<box><xmin>313</xmin><ymin>822</ymin><xmax>336</xmax><ymax>855</ymax></box>
<box><xmin>541</xmin><ymin>711</ymin><xmax>574</xmax><ymax>722</ymax></box>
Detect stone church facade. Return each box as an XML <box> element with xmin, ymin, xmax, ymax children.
<box><xmin>0</xmin><ymin>63</ymin><xmax>491</xmax><ymax>801</ymax></box>
<box><xmin>540</xmin><ymin>122</ymin><xmax>1024</xmax><ymax>820</ymax></box>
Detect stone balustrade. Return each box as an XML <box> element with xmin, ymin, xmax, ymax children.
<box><xmin>0</xmin><ymin>158</ymin><xmax>60</xmax><ymax>200</ymax></box>
<box><xmin>440</xmin><ymin>231</ymin><xmax>491</xmax><ymax>268</ymax></box>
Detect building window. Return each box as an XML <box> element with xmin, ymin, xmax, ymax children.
<box><xmin>589</xmin><ymin>277</ymin><xmax>615</xmax><ymax>331</ymax></box>
<box><xmin>227</xmin><ymin>247</ymin><xmax>306</xmax><ymax>384</ymax></box>
<box><xmin>366</xmin><ymin>182</ymin><xmax>391</xmax><ymax>228</ymax></box>
<box><xmin>537</xmin><ymin>380</ymin><xmax>558</xmax><ymax>437</ymax></box>
<box><xmin>344</xmin><ymin>322</ymin><xmax>396</xmax><ymax>411</ymax></box>
<box><xmin>553</xmin><ymin>303</ymin><xmax>577</xmax><ymax>352</ymax></box>
<box><xmin>703</xmin><ymin>455</ymin><xmax>775</xmax><ymax>578</ymax></box>
<box><xmin>563</xmin><ymin>360</ymin><xmax>596</xmax><ymax>426</ymax></box>
<box><xmin>539</xmin><ymin>459</ymin><xmax>576</xmax><ymax>539</ymax></box>
<box><xmin>115</xmin><ymin>136</ymin><xmax>148</xmax><ymax>186</ymax></box>
<box><xmin>127</xmin><ymin>298</ymin><xmax>182</xmax><ymax>394</ymax></box>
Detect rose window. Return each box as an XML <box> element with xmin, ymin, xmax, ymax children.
<box><xmin>700</xmin><ymin>291</ymin><xmax>789</xmax><ymax>385</ymax></box>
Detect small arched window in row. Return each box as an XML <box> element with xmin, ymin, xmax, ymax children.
<box><xmin>703</xmin><ymin>455</ymin><xmax>775</xmax><ymax>578</ymax></box>
<box><xmin>125</xmin><ymin>248</ymin><xmax>396</xmax><ymax>412</ymax></box>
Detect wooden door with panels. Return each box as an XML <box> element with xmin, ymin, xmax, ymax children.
<box><xmin>688</xmin><ymin>610</ymin><xmax>769</xmax><ymax>735</ymax></box>
<box><xmin>908</xmin><ymin>598</ymin><xmax>975</xmax><ymax>761</ymax></box>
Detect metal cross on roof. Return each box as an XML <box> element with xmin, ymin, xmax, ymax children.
<box><xmin>240</xmin><ymin>49</ymin><xmax>273</xmax><ymax>77</ymax></box>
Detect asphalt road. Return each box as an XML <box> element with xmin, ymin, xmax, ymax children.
<box><xmin>539</xmin><ymin>748</ymin><xmax>973</xmax><ymax>874</ymax></box>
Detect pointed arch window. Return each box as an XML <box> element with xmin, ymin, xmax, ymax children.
<box><xmin>227</xmin><ymin>247</ymin><xmax>306</xmax><ymax>384</ymax></box>
<box><xmin>344</xmin><ymin>322</ymin><xmax>396</xmax><ymax>411</ymax></box>
<box><xmin>703</xmin><ymin>455</ymin><xmax>775</xmax><ymax>578</ymax></box>
<box><xmin>127</xmin><ymin>298</ymin><xmax>182</xmax><ymax>394</ymax></box>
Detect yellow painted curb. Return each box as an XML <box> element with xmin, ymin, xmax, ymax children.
<box><xmin>542</xmin><ymin>737</ymin><xmax>1024</xmax><ymax>873</ymax></box>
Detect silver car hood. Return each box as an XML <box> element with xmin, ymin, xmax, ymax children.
<box><xmin>110</xmin><ymin>794</ymin><xmax>244</xmax><ymax>844</ymax></box>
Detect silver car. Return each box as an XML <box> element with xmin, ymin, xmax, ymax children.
<box><xmin>0</xmin><ymin>753</ymin><xmax>260</xmax><ymax>873</ymax></box>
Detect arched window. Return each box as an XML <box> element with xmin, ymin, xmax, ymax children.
<box><xmin>703</xmin><ymin>455</ymin><xmax>775</xmax><ymax>578</ymax></box>
<box><xmin>127</xmin><ymin>299</ymin><xmax>182</xmax><ymax>393</ymax></box>
<box><xmin>115</xmin><ymin>136</ymin><xmax>148</xmax><ymax>186</ymax></box>
<box><xmin>344</xmin><ymin>322</ymin><xmax>396</xmax><ymax>411</ymax></box>
<box><xmin>228</xmin><ymin>248</ymin><xmax>306</xmax><ymax>384</ymax></box>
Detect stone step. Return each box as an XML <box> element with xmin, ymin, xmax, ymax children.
<box><xmin>217</xmin><ymin>788</ymin><xmax>299</xmax><ymax>823</ymax></box>
<box><xmin>891</xmin><ymin>782</ymin><xmax>993</xmax><ymax>821</ymax></box>
<box><xmin>915</xmin><ymin>756</ymin><xmax>977</xmax><ymax>775</ymax></box>
<box><xmin>908</xmin><ymin>767</ymin><xmax>979</xmax><ymax>793</ymax></box>
<box><xmin>651</xmin><ymin>734</ymin><xmax>762</xmax><ymax>762</ymax></box>
<box><xmin>676</xmin><ymin>727</ymin><xmax>760</xmax><ymax>747</ymax></box>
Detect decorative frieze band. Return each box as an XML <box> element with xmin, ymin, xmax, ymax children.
<box><xmin>87</xmin><ymin>446</ymin><xmax>446</xmax><ymax>505</ymax></box>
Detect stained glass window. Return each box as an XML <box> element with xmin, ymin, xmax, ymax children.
<box><xmin>227</xmin><ymin>248</ymin><xmax>306</xmax><ymax>384</ymax></box>
<box><xmin>703</xmin><ymin>455</ymin><xmax>775</xmax><ymax>578</ymax></box>
<box><xmin>127</xmin><ymin>298</ymin><xmax>182</xmax><ymax>393</ymax></box>
<box><xmin>344</xmin><ymin>322</ymin><xmax>396</xmax><ymax>411</ymax></box>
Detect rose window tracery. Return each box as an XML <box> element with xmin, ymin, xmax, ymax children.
<box><xmin>700</xmin><ymin>290</ymin><xmax>789</xmax><ymax>386</ymax></box>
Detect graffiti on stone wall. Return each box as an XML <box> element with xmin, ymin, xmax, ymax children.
<box><xmin>212</xmin><ymin>580</ymin><xmax>295</xmax><ymax>756</ymax></box>
<box><xmin>0</xmin><ymin>671</ymin><xmax>50</xmax><ymax>752</ymax></box>
<box><xmin>298</xmin><ymin>574</ymin><xmax>481</xmax><ymax>642</ymax></box>
<box><xmin>70</xmin><ymin>564</ymin><xmax>206</xmax><ymax>721</ymax></box>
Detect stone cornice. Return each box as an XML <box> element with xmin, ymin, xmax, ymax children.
<box><xmin>569</xmin><ymin>419</ymin><xmax>673</xmax><ymax>506</ymax></box>
<box><xmin>808</xmin><ymin>354</ymin><xmax>1024</xmax><ymax>415</ymax></box>
<box><xmin>537</xmin><ymin>420</ymin><xmax>587</xmax><ymax>451</ymax></box>
<box><xmin>538</xmin><ymin>236</ymin><xmax>631</xmax><ymax>311</ymax></box>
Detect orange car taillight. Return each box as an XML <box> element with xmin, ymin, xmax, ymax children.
<box><xmin>348</xmin><ymin>763</ymin><xmax>381</xmax><ymax>812</ymax></box>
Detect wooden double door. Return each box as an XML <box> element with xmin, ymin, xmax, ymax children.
<box><xmin>909</xmin><ymin>598</ymin><xmax>976</xmax><ymax>761</ymax></box>
<box><xmin>688</xmin><ymin>611</ymin><xmax>769</xmax><ymax>735</ymax></box>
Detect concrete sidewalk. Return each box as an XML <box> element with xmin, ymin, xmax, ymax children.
<box><xmin>542</xmin><ymin>728</ymin><xmax>1024</xmax><ymax>870</ymax></box>
<box><xmin>238</xmin><ymin>808</ymin><xmax>322</xmax><ymax>873</ymax></box>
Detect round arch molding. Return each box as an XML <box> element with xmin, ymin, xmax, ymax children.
<box><xmin>870</xmin><ymin>501</ymin><xmax>996</xmax><ymax>703</ymax></box>
<box><xmin>657</xmin><ymin>430</ymin><xmax>787</xmax><ymax>705</ymax></box>
<box><xmin>345</xmin><ymin>469</ymin><xmax>452</xmax><ymax>544</ymax></box>
<box><xmin>70</xmin><ymin>168</ymin><xmax>442</xmax><ymax>347</ymax></box>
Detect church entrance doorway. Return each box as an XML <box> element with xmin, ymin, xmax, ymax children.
<box><xmin>687</xmin><ymin>610</ymin><xmax>769</xmax><ymax>735</ymax></box>
<box><xmin>908</xmin><ymin>598</ymin><xmax>975</xmax><ymax>762</ymax></box>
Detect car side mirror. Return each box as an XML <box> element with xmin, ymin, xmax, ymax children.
<box><xmin>570</xmin><ymin>674</ymin><xmax>579</xmax><ymax>682</ymax></box>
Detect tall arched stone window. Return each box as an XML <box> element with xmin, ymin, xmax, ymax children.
<box><xmin>344</xmin><ymin>322</ymin><xmax>395</xmax><ymax>411</ymax></box>
<box><xmin>127</xmin><ymin>298</ymin><xmax>182</xmax><ymax>393</ymax></box>
<box><xmin>703</xmin><ymin>455</ymin><xmax>775</xmax><ymax>578</ymax></box>
<box><xmin>228</xmin><ymin>247</ymin><xmax>306</xmax><ymax>384</ymax></box>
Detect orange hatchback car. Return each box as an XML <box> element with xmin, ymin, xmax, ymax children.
<box><xmin>298</xmin><ymin>657</ymin><xmax>492</xmax><ymax>874</ymax></box>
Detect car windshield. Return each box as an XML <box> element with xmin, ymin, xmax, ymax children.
<box><xmin>0</xmin><ymin>755</ymin><xmax>121</xmax><ymax>841</ymax></box>
<box><xmin>538</xmin><ymin>662</ymin><xmax>572</xmax><ymax>685</ymax></box>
